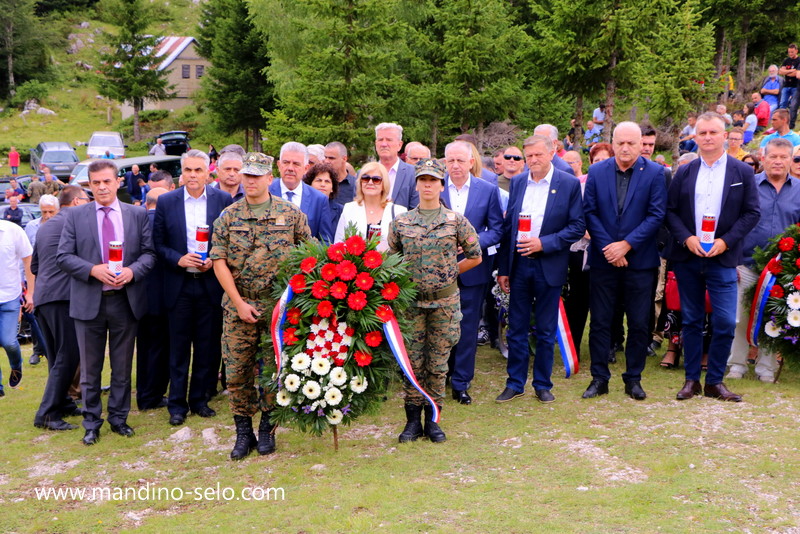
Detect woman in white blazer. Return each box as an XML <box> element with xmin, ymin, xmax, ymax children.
<box><xmin>334</xmin><ymin>161</ymin><xmax>407</xmax><ymax>251</ymax></box>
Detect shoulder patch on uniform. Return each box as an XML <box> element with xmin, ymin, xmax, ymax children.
<box><xmin>447</xmin><ymin>212</ymin><xmax>455</xmax><ymax>221</ymax></box>
<box><xmin>468</xmin><ymin>235</ymin><xmax>477</xmax><ymax>243</ymax></box>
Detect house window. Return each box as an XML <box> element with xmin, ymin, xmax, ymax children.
<box><xmin>182</xmin><ymin>65</ymin><xmax>190</xmax><ymax>79</ymax></box>
<box><xmin>196</xmin><ymin>65</ymin><xmax>204</xmax><ymax>78</ymax></box>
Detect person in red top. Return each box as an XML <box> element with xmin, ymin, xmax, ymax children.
<box><xmin>751</xmin><ymin>93</ymin><xmax>771</xmax><ymax>131</ymax></box>
<box><xmin>8</xmin><ymin>147</ymin><xmax>20</xmax><ymax>176</ymax></box>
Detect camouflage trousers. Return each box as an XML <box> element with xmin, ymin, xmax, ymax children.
<box><xmin>403</xmin><ymin>301</ymin><xmax>462</xmax><ymax>406</ymax></box>
<box><xmin>222</xmin><ymin>298</ymin><xmax>275</xmax><ymax>417</ymax></box>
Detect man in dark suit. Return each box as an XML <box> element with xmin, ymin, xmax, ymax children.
<box><xmin>441</xmin><ymin>141</ymin><xmax>504</xmax><ymax>405</ymax></box>
<box><xmin>32</xmin><ymin>186</ymin><xmax>91</xmax><ymax>430</ymax></box>
<box><xmin>57</xmin><ymin>160</ymin><xmax>156</xmax><ymax>445</ymax></box>
<box><xmin>135</xmin><ymin>187</ymin><xmax>171</xmax><ymax>411</ymax></box>
<box><xmin>666</xmin><ymin>112</ymin><xmax>760</xmax><ymax>402</ymax></box>
<box><xmin>269</xmin><ymin>142</ymin><xmax>333</xmax><ymax>241</ymax></box>
<box><xmin>495</xmin><ymin>134</ymin><xmax>585</xmax><ymax>404</ymax></box>
<box><xmin>154</xmin><ymin>149</ymin><xmax>233</xmax><ymax>425</ymax></box>
<box><xmin>125</xmin><ymin>164</ymin><xmax>147</xmax><ymax>205</ymax></box>
<box><xmin>582</xmin><ymin>122</ymin><xmax>667</xmax><ymax>401</ymax></box>
<box><xmin>375</xmin><ymin>122</ymin><xmax>419</xmax><ymax>209</ymax></box>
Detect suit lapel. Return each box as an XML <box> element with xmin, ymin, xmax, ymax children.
<box><xmin>605</xmin><ymin>159</ymin><xmax>619</xmax><ymax>212</ymax></box>
<box><xmin>720</xmin><ymin>156</ymin><xmax>735</xmax><ymax>210</ymax></box>
<box><xmin>686</xmin><ymin>160</ymin><xmax>700</xmax><ymax>225</ymax></box>
<box><xmin>541</xmin><ymin>171</ymin><xmax>560</xmax><ymax>229</ymax></box>
<box><xmin>463</xmin><ymin>177</ymin><xmax>477</xmax><ymax>218</ymax></box>
<box><xmin>88</xmin><ymin>202</ymin><xmax>101</xmax><ymax>263</ymax></box>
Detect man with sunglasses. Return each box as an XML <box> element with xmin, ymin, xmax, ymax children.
<box><xmin>497</xmin><ymin>147</ymin><xmax>525</xmax><ymax>192</ymax></box>
<box><xmin>727</xmin><ymin>138</ymin><xmax>800</xmax><ymax>383</ymax></box>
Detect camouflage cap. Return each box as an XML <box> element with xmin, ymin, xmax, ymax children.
<box><xmin>241</xmin><ymin>152</ymin><xmax>274</xmax><ymax>176</ymax></box>
<box><xmin>414</xmin><ymin>158</ymin><xmax>446</xmax><ymax>182</ymax></box>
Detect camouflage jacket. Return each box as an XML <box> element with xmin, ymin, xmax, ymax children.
<box><xmin>210</xmin><ymin>194</ymin><xmax>311</xmax><ymax>301</ymax></box>
<box><xmin>388</xmin><ymin>206</ymin><xmax>481</xmax><ymax>307</ymax></box>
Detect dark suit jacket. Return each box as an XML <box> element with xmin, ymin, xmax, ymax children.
<box><xmin>145</xmin><ymin>210</ymin><xmax>166</xmax><ymax>315</ymax></box>
<box><xmin>32</xmin><ymin>211</ymin><xmax>71</xmax><ymax>306</ymax></box>
<box><xmin>665</xmin><ymin>155</ymin><xmax>760</xmax><ymax>268</ymax></box>
<box><xmin>441</xmin><ymin>176</ymin><xmax>504</xmax><ymax>287</ymax></box>
<box><xmin>584</xmin><ymin>156</ymin><xmax>667</xmax><ymax>271</ymax></box>
<box><xmin>152</xmin><ymin>185</ymin><xmax>233</xmax><ymax>309</ymax></box>
<box><xmin>56</xmin><ymin>201</ymin><xmax>156</xmax><ymax>321</ymax></box>
<box><xmin>269</xmin><ymin>181</ymin><xmax>333</xmax><ymax>241</ymax></box>
<box><xmin>498</xmin><ymin>168</ymin><xmax>585</xmax><ymax>287</ymax></box>
<box><xmin>390</xmin><ymin>160</ymin><xmax>420</xmax><ymax>209</ymax></box>
<box><xmin>553</xmin><ymin>154</ymin><xmax>576</xmax><ymax>176</ymax></box>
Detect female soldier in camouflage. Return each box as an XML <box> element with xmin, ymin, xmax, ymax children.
<box><xmin>387</xmin><ymin>159</ymin><xmax>482</xmax><ymax>443</ymax></box>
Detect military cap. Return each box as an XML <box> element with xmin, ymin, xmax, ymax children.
<box><xmin>241</xmin><ymin>152</ymin><xmax>274</xmax><ymax>176</ymax></box>
<box><xmin>414</xmin><ymin>158</ymin><xmax>446</xmax><ymax>182</ymax></box>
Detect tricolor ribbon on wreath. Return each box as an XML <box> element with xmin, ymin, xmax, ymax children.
<box><xmin>746</xmin><ymin>253</ymin><xmax>781</xmax><ymax>347</ymax></box>
<box><xmin>270</xmin><ymin>287</ymin><xmax>440</xmax><ymax>423</ymax></box>
<box><xmin>556</xmin><ymin>299</ymin><xmax>579</xmax><ymax>377</ymax></box>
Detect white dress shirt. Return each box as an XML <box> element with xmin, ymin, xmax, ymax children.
<box><xmin>447</xmin><ymin>175</ymin><xmax>471</xmax><ymax>215</ymax></box>
<box><xmin>279</xmin><ymin>180</ymin><xmax>303</xmax><ymax>207</ymax></box>
<box><xmin>184</xmin><ymin>186</ymin><xmax>208</xmax><ymax>272</ymax></box>
<box><xmin>694</xmin><ymin>153</ymin><xmax>727</xmax><ymax>236</ymax></box>
<box><xmin>520</xmin><ymin>165</ymin><xmax>554</xmax><ymax>239</ymax></box>
<box><xmin>0</xmin><ymin>220</ymin><xmax>32</xmax><ymax>302</ymax></box>
<box><xmin>387</xmin><ymin>159</ymin><xmax>400</xmax><ymax>200</ymax></box>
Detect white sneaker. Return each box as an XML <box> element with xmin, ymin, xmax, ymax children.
<box><xmin>726</xmin><ymin>368</ymin><xmax>746</xmax><ymax>379</ymax></box>
<box><xmin>756</xmin><ymin>374</ymin><xmax>775</xmax><ymax>383</ymax></box>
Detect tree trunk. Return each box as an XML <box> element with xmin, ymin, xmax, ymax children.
<box><xmin>431</xmin><ymin>114</ymin><xmax>439</xmax><ymax>157</ymax></box>
<box><xmin>574</xmin><ymin>95</ymin><xmax>584</xmax><ymax>150</ymax></box>
<box><xmin>253</xmin><ymin>128</ymin><xmax>262</xmax><ymax>152</ymax></box>
<box><xmin>736</xmin><ymin>17</ymin><xmax>750</xmax><ymax>99</ymax></box>
<box><xmin>714</xmin><ymin>27</ymin><xmax>725</xmax><ymax>76</ymax></box>
<box><xmin>245</xmin><ymin>129</ymin><xmax>250</xmax><ymax>152</ymax></box>
<box><xmin>133</xmin><ymin>100</ymin><xmax>141</xmax><ymax>142</ymax></box>
<box><xmin>476</xmin><ymin>121</ymin><xmax>484</xmax><ymax>152</ymax></box>
<box><xmin>4</xmin><ymin>21</ymin><xmax>15</xmax><ymax>97</ymax></box>
<box><xmin>603</xmin><ymin>50</ymin><xmax>618</xmax><ymax>144</ymax></box>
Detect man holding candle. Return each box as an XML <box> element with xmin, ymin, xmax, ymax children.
<box><xmin>153</xmin><ymin>149</ymin><xmax>233</xmax><ymax>426</ymax></box>
<box><xmin>57</xmin><ymin>160</ymin><xmax>156</xmax><ymax>445</ymax></box>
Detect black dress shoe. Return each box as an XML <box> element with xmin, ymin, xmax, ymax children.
<box><xmin>452</xmin><ymin>389</ymin><xmax>472</xmax><ymax>405</ymax></box>
<box><xmin>82</xmin><ymin>429</ymin><xmax>100</xmax><ymax>445</ymax></box>
<box><xmin>110</xmin><ymin>423</ymin><xmax>135</xmax><ymax>437</ymax></box>
<box><xmin>624</xmin><ymin>381</ymin><xmax>647</xmax><ymax>400</ymax></box>
<box><xmin>676</xmin><ymin>379</ymin><xmax>702</xmax><ymax>400</ymax></box>
<box><xmin>535</xmin><ymin>389</ymin><xmax>555</xmax><ymax>403</ymax></box>
<box><xmin>582</xmin><ymin>379</ymin><xmax>609</xmax><ymax>399</ymax></box>
<box><xmin>192</xmin><ymin>405</ymin><xmax>217</xmax><ymax>418</ymax></box>
<box><xmin>607</xmin><ymin>349</ymin><xmax>617</xmax><ymax>364</ymax></box>
<box><xmin>62</xmin><ymin>406</ymin><xmax>83</xmax><ymax>417</ymax></box>
<box><xmin>495</xmin><ymin>387</ymin><xmax>524</xmax><ymax>403</ymax></box>
<box><xmin>704</xmin><ymin>382</ymin><xmax>742</xmax><ymax>402</ymax></box>
<box><xmin>169</xmin><ymin>413</ymin><xmax>186</xmax><ymax>426</ymax></box>
<box><xmin>35</xmin><ymin>419</ymin><xmax>79</xmax><ymax>431</ymax></box>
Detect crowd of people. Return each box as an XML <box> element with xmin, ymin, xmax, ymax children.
<box><xmin>3</xmin><ymin>44</ymin><xmax>800</xmax><ymax>458</ymax></box>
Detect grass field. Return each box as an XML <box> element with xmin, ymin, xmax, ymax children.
<box><xmin>2</xmin><ymin>337</ymin><xmax>800</xmax><ymax>533</ymax></box>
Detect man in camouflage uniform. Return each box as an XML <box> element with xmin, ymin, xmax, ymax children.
<box><xmin>42</xmin><ymin>168</ymin><xmax>64</xmax><ymax>196</ymax></box>
<box><xmin>387</xmin><ymin>158</ymin><xmax>482</xmax><ymax>443</ymax></box>
<box><xmin>27</xmin><ymin>174</ymin><xmax>46</xmax><ymax>205</ymax></box>
<box><xmin>211</xmin><ymin>152</ymin><xmax>311</xmax><ymax>460</ymax></box>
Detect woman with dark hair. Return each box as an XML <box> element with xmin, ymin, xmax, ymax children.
<box><xmin>303</xmin><ymin>162</ymin><xmax>342</xmax><ymax>230</ymax></box>
<box><xmin>741</xmin><ymin>153</ymin><xmax>762</xmax><ymax>174</ymax></box>
<box><xmin>743</xmin><ymin>103</ymin><xmax>757</xmax><ymax>144</ymax></box>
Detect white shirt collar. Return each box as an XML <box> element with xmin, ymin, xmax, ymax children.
<box><xmin>183</xmin><ymin>185</ymin><xmax>208</xmax><ymax>202</ymax></box>
<box><xmin>527</xmin><ymin>164</ymin><xmax>554</xmax><ymax>185</ymax></box>
<box><xmin>447</xmin><ymin>174</ymin><xmax>472</xmax><ymax>192</ymax></box>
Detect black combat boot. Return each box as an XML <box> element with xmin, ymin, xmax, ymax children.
<box><xmin>230</xmin><ymin>415</ymin><xmax>257</xmax><ymax>460</ymax></box>
<box><xmin>423</xmin><ymin>404</ymin><xmax>446</xmax><ymax>443</ymax></box>
<box><xmin>257</xmin><ymin>411</ymin><xmax>276</xmax><ymax>455</ymax></box>
<box><xmin>398</xmin><ymin>404</ymin><xmax>423</xmax><ymax>443</ymax></box>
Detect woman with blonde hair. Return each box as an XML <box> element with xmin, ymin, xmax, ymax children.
<box><xmin>334</xmin><ymin>161</ymin><xmax>407</xmax><ymax>251</ymax></box>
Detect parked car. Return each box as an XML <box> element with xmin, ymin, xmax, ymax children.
<box><xmin>0</xmin><ymin>201</ymin><xmax>41</xmax><ymax>228</ymax></box>
<box><xmin>85</xmin><ymin>131</ymin><xmax>126</xmax><ymax>159</ymax></box>
<box><xmin>69</xmin><ymin>155</ymin><xmax>182</xmax><ymax>203</ymax></box>
<box><xmin>29</xmin><ymin>142</ymin><xmax>79</xmax><ymax>180</ymax></box>
<box><xmin>152</xmin><ymin>131</ymin><xmax>191</xmax><ymax>156</ymax></box>
<box><xmin>0</xmin><ymin>175</ymin><xmax>34</xmax><ymax>202</ymax></box>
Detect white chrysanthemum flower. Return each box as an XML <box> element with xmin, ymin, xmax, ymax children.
<box><xmin>319</xmin><ymin>318</ymin><xmax>329</xmax><ymax>329</ymax></box>
<box><xmin>350</xmin><ymin>375</ymin><xmax>368</xmax><ymax>394</ymax></box>
<box><xmin>331</xmin><ymin>342</ymin><xmax>341</xmax><ymax>352</ymax></box>
<box><xmin>309</xmin><ymin>323</ymin><xmax>321</xmax><ymax>334</ymax></box>
<box><xmin>329</xmin><ymin>367</ymin><xmax>347</xmax><ymax>387</ymax></box>
<box><xmin>788</xmin><ymin>310</ymin><xmax>800</xmax><ymax>328</ymax></box>
<box><xmin>302</xmin><ymin>380</ymin><xmax>321</xmax><ymax>399</ymax></box>
<box><xmin>326</xmin><ymin>409</ymin><xmax>343</xmax><ymax>425</ymax></box>
<box><xmin>276</xmin><ymin>390</ymin><xmax>292</xmax><ymax>407</ymax></box>
<box><xmin>324</xmin><ymin>387</ymin><xmax>343</xmax><ymax>406</ymax></box>
<box><xmin>337</xmin><ymin>322</ymin><xmax>347</xmax><ymax>334</ymax></box>
<box><xmin>765</xmin><ymin>321</ymin><xmax>782</xmax><ymax>338</ymax></box>
<box><xmin>341</xmin><ymin>335</ymin><xmax>353</xmax><ymax>346</ymax></box>
<box><xmin>324</xmin><ymin>330</ymin><xmax>335</xmax><ymax>342</ymax></box>
<box><xmin>319</xmin><ymin>400</ymin><xmax>327</xmax><ymax>408</ymax></box>
<box><xmin>284</xmin><ymin>374</ymin><xmax>301</xmax><ymax>392</ymax></box>
<box><xmin>312</xmin><ymin>357</ymin><xmax>331</xmax><ymax>376</ymax></box>
<box><xmin>787</xmin><ymin>292</ymin><xmax>800</xmax><ymax>310</ymax></box>
<box><xmin>291</xmin><ymin>353</ymin><xmax>311</xmax><ymax>371</ymax></box>
<box><xmin>306</xmin><ymin>339</ymin><xmax>316</xmax><ymax>350</ymax></box>
<box><xmin>310</xmin><ymin>400</ymin><xmax>319</xmax><ymax>410</ymax></box>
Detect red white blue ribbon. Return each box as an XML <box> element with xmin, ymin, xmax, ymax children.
<box><xmin>747</xmin><ymin>255</ymin><xmax>780</xmax><ymax>347</ymax></box>
<box><xmin>556</xmin><ymin>298</ymin><xmax>579</xmax><ymax>377</ymax></box>
<box><xmin>271</xmin><ymin>285</ymin><xmax>294</xmax><ymax>370</ymax></box>
<box><xmin>383</xmin><ymin>313</ymin><xmax>440</xmax><ymax>423</ymax></box>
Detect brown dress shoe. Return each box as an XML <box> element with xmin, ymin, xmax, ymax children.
<box><xmin>676</xmin><ymin>380</ymin><xmax>702</xmax><ymax>400</ymax></box>
<box><xmin>703</xmin><ymin>382</ymin><xmax>742</xmax><ymax>402</ymax></box>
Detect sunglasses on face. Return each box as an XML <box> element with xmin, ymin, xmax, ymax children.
<box><xmin>504</xmin><ymin>155</ymin><xmax>524</xmax><ymax>161</ymax></box>
<box><xmin>794</xmin><ymin>156</ymin><xmax>800</xmax><ymax>163</ymax></box>
<box><xmin>745</xmin><ymin>161</ymin><xmax>758</xmax><ymax>167</ymax></box>
<box><xmin>361</xmin><ymin>175</ymin><xmax>383</xmax><ymax>184</ymax></box>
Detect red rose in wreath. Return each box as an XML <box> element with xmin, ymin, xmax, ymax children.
<box><xmin>771</xmin><ymin>285</ymin><xmax>785</xmax><ymax>298</ymax></box>
<box><xmin>330</xmin><ymin>281</ymin><xmax>348</xmax><ymax>299</ymax></box>
<box><xmin>286</xmin><ymin>307</ymin><xmax>302</xmax><ymax>325</ymax></box>
<box><xmin>311</xmin><ymin>280</ymin><xmax>330</xmax><ymax>299</ymax></box>
<box><xmin>381</xmin><ymin>282</ymin><xmax>400</xmax><ymax>300</ymax></box>
<box><xmin>336</xmin><ymin>260</ymin><xmax>358</xmax><ymax>281</ymax></box>
<box><xmin>347</xmin><ymin>291</ymin><xmax>368</xmax><ymax>310</ymax></box>
<box><xmin>300</xmin><ymin>257</ymin><xmax>317</xmax><ymax>273</ymax></box>
<box><xmin>320</xmin><ymin>263</ymin><xmax>338</xmax><ymax>281</ymax></box>
<box><xmin>289</xmin><ymin>274</ymin><xmax>307</xmax><ymax>293</ymax></box>
<box><xmin>317</xmin><ymin>300</ymin><xmax>334</xmax><ymax>318</ymax></box>
<box><xmin>327</xmin><ymin>242</ymin><xmax>346</xmax><ymax>262</ymax></box>
<box><xmin>354</xmin><ymin>350</ymin><xmax>373</xmax><ymax>367</ymax></box>
<box><xmin>365</xmin><ymin>330</ymin><xmax>383</xmax><ymax>347</ymax></box>
<box><xmin>345</xmin><ymin>235</ymin><xmax>366</xmax><ymax>256</ymax></box>
<box><xmin>778</xmin><ymin>237</ymin><xmax>796</xmax><ymax>252</ymax></box>
<box><xmin>284</xmin><ymin>327</ymin><xmax>299</xmax><ymax>345</ymax></box>
<box><xmin>355</xmin><ymin>272</ymin><xmax>374</xmax><ymax>291</ymax></box>
<box><xmin>363</xmin><ymin>250</ymin><xmax>383</xmax><ymax>269</ymax></box>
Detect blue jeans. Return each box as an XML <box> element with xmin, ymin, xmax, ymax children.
<box><xmin>673</xmin><ymin>257</ymin><xmax>738</xmax><ymax>384</ymax></box>
<box><xmin>0</xmin><ymin>298</ymin><xmax>23</xmax><ymax>391</ymax></box>
<box><xmin>779</xmin><ymin>87</ymin><xmax>796</xmax><ymax>109</ymax></box>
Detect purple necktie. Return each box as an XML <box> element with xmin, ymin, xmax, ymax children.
<box><xmin>101</xmin><ymin>206</ymin><xmax>114</xmax><ymax>263</ymax></box>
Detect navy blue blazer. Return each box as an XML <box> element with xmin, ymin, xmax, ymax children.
<box><xmin>269</xmin><ymin>181</ymin><xmax>333</xmax><ymax>242</ymax></box>
<box><xmin>665</xmin><ymin>155</ymin><xmax>760</xmax><ymax>268</ymax></box>
<box><xmin>390</xmin><ymin>160</ymin><xmax>420</xmax><ymax>209</ymax></box>
<box><xmin>553</xmin><ymin>154</ymin><xmax>576</xmax><ymax>176</ymax></box>
<box><xmin>584</xmin><ymin>156</ymin><xmax>667</xmax><ymax>271</ymax></box>
<box><xmin>498</xmin><ymin>168</ymin><xmax>585</xmax><ymax>287</ymax></box>
<box><xmin>441</xmin><ymin>175</ymin><xmax>504</xmax><ymax>287</ymax></box>
<box><xmin>145</xmin><ymin>209</ymin><xmax>166</xmax><ymax>315</ymax></box>
<box><xmin>152</xmin><ymin>185</ymin><xmax>233</xmax><ymax>309</ymax></box>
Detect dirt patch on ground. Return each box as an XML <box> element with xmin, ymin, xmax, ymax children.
<box><xmin>26</xmin><ymin>459</ymin><xmax>82</xmax><ymax>478</ymax></box>
<box><xmin>561</xmin><ymin>438</ymin><xmax>648</xmax><ymax>485</ymax></box>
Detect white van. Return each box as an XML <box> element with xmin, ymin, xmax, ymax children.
<box><xmin>86</xmin><ymin>131</ymin><xmax>126</xmax><ymax>159</ymax></box>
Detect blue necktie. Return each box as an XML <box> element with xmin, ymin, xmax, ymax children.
<box><xmin>286</xmin><ymin>191</ymin><xmax>295</xmax><ymax>204</ymax></box>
